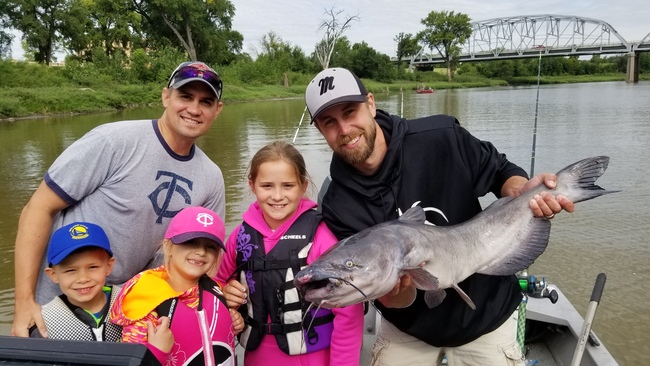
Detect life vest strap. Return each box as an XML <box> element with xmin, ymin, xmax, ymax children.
<box><xmin>245</xmin><ymin>312</ymin><xmax>334</xmax><ymax>335</ymax></box>
<box><xmin>245</xmin><ymin>257</ymin><xmax>308</xmax><ymax>271</ymax></box>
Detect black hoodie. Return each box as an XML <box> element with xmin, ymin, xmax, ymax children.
<box><xmin>320</xmin><ymin>109</ymin><xmax>527</xmax><ymax>347</ymax></box>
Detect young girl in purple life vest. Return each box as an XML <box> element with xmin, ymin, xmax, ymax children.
<box><xmin>216</xmin><ymin>141</ymin><xmax>364</xmax><ymax>366</ymax></box>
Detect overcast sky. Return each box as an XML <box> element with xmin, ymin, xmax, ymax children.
<box><xmin>8</xmin><ymin>0</ymin><xmax>649</xmax><ymax>60</ymax></box>
<box><xmin>230</xmin><ymin>0</ymin><xmax>649</xmax><ymax>57</ymax></box>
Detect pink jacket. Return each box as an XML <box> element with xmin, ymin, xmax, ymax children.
<box><xmin>111</xmin><ymin>268</ymin><xmax>236</xmax><ymax>366</ymax></box>
<box><xmin>216</xmin><ymin>198</ymin><xmax>363</xmax><ymax>366</ymax></box>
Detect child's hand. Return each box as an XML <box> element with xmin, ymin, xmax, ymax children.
<box><xmin>147</xmin><ymin>316</ymin><xmax>174</xmax><ymax>353</ymax></box>
<box><xmin>229</xmin><ymin>308</ymin><xmax>245</xmax><ymax>335</ymax></box>
<box><xmin>223</xmin><ymin>280</ymin><xmax>248</xmax><ymax>308</ymax></box>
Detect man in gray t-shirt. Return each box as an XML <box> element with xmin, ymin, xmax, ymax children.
<box><xmin>12</xmin><ymin>61</ymin><xmax>226</xmax><ymax>338</ymax></box>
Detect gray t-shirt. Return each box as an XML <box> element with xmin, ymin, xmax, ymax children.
<box><xmin>36</xmin><ymin>120</ymin><xmax>225</xmax><ymax>304</ymax></box>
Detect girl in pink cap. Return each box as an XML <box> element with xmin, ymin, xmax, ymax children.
<box><xmin>111</xmin><ymin>206</ymin><xmax>244</xmax><ymax>366</ymax></box>
<box><xmin>216</xmin><ymin>141</ymin><xmax>363</xmax><ymax>366</ymax></box>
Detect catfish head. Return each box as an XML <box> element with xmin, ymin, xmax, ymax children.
<box><xmin>293</xmin><ymin>222</ymin><xmax>405</xmax><ymax>308</ymax></box>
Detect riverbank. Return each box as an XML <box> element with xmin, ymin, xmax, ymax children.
<box><xmin>1</xmin><ymin>73</ymin><xmax>646</xmax><ymax>121</ymax></box>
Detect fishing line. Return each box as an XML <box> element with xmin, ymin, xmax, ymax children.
<box><xmin>298</xmin><ymin>302</ymin><xmax>316</xmax><ymax>352</ymax></box>
<box><xmin>302</xmin><ymin>302</ymin><xmax>315</xmax><ymax>323</ymax></box>
<box><xmin>306</xmin><ymin>303</ymin><xmax>324</xmax><ymax>335</ymax></box>
<box><xmin>530</xmin><ymin>46</ymin><xmax>545</xmax><ymax>177</ymax></box>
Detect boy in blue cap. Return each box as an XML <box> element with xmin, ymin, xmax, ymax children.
<box><xmin>29</xmin><ymin>222</ymin><xmax>122</xmax><ymax>341</ymax></box>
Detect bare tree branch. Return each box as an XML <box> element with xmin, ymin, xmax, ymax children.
<box><xmin>315</xmin><ymin>7</ymin><xmax>359</xmax><ymax>69</ymax></box>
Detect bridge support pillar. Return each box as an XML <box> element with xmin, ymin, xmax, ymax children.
<box><xmin>626</xmin><ymin>52</ymin><xmax>639</xmax><ymax>83</ymax></box>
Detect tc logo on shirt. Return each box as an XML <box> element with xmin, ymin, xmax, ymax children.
<box><xmin>148</xmin><ymin>171</ymin><xmax>194</xmax><ymax>223</ymax></box>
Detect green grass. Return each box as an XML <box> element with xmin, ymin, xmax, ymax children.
<box><xmin>1</xmin><ymin>72</ymin><xmax>646</xmax><ymax>119</ymax></box>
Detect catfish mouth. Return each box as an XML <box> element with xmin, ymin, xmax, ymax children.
<box><xmin>296</xmin><ymin>278</ymin><xmax>334</xmax><ymax>298</ymax></box>
<box><xmin>296</xmin><ymin>275</ymin><xmax>370</xmax><ymax>308</ymax></box>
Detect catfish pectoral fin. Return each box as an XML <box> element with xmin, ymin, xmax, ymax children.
<box><xmin>453</xmin><ymin>284</ymin><xmax>476</xmax><ymax>310</ymax></box>
<box><xmin>424</xmin><ymin>290</ymin><xmax>447</xmax><ymax>308</ymax></box>
<box><xmin>405</xmin><ymin>267</ymin><xmax>439</xmax><ymax>291</ymax></box>
<box><xmin>423</xmin><ymin>286</ymin><xmax>476</xmax><ymax>309</ymax></box>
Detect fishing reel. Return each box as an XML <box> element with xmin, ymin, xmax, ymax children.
<box><xmin>517</xmin><ymin>270</ymin><xmax>559</xmax><ymax>304</ymax></box>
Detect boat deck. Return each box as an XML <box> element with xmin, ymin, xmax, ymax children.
<box><xmin>236</xmin><ymin>285</ymin><xmax>619</xmax><ymax>365</ymax></box>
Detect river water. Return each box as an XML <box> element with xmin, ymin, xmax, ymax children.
<box><xmin>0</xmin><ymin>81</ymin><xmax>648</xmax><ymax>364</ymax></box>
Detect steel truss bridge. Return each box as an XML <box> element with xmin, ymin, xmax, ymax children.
<box><xmin>402</xmin><ymin>15</ymin><xmax>649</xmax><ymax>82</ymax></box>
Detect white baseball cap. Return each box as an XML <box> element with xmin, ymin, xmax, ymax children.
<box><xmin>305</xmin><ymin>68</ymin><xmax>368</xmax><ymax>123</ymax></box>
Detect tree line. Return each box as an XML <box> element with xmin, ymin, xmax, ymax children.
<box><xmin>0</xmin><ymin>3</ymin><xmax>646</xmax><ymax>89</ymax></box>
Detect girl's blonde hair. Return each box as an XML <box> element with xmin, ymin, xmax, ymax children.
<box><xmin>248</xmin><ymin>141</ymin><xmax>312</xmax><ymax>190</ymax></box>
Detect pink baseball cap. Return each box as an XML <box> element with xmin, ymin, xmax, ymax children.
<box><xmin>165</xmin><ymin>206</ymin><xmax>226</xmax><ymax>251</ymax></box>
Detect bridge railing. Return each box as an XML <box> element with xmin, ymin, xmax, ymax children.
<box><xmin>400</xmin><ymin>14</ymin><xmax>646</xmax><ymax>66</ymax></box>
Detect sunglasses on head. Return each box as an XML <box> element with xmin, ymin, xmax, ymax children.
<box><xmin>169</xmin><ymin>66</ymin><xmax>223</xmax><ymax>100</ymax></box>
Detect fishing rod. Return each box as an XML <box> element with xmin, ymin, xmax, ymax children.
<box><xmin>519</xmin><ymin>45</ymin><xmax>546</xmax><ymax>353</ymax></box>
<box><xmin>529</xmin><ymin>45</ymin><xmax>545</xmax><ymax>177</ymax></box>
<box><xmin>292</xmin><ymin>106</ymin><xmax>309</xmax><ymax>144</ymax></box>
<box><xmin>400</xmin><ymin>85</ymin><xmax>404</xmax><ymax>118</ymax></box>
<box><xmin>570</xmin><ymin>273</ymin><xmax>607</xmax><ymax>366</ymax></box>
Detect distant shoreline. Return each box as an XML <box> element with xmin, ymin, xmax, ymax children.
<box><xmin>1</xmin><ymin>74</ymin><xmax>646</xmax><ymax>121</ymax></box>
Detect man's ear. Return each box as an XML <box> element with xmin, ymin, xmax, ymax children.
<box><xmin>44</xmin><ymin>267</ymin><xmax>59</xmax><ymax>284</ymax></box>
<box><xmin>106</xmin><ymin>257</ymin><xmax>116</xmax><ymax>276</ymax></box>
<box><xmin>366</xmin><ymin>93</ymin><xmax>377</xmax><ymax>117</ymax></box>
<box><xmin>162</xmin><ymin>87</ymin><xmax>172</xmax><ymax>108</ymax></box>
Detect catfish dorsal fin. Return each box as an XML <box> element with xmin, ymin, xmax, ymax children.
<box><xmin>399</xmin><ymin>206</ymin><xmax>426</xmax><ymax>222</ymax></box>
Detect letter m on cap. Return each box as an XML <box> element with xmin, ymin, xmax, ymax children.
<box><xmin>318</xmin><ymin>76</ymin><xmax>335</xmax><ymax>96</ymax></box>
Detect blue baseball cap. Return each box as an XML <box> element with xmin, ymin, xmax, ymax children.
<box><xmin>48</xmin><ymin>222</ymin><xmax>113</xmax><ymax>266</ymax></box>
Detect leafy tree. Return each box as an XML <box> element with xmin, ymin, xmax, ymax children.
<box><xmin>393</xmin><ymin>32</ymin><xmax>420</xmax><ymax>63</ymax></box>
<box><xmin>61</xmin><ymin>0</ymin><xmax>141</xmax><ymax>60</ymax></box>
<box><xmin>314</xmin><ymin>7</ymin><xmax>358</xmax><ymax>69</ymax></box>
<box><xmin>253</xmin><ymin>31</ymin><xmax>310</xmax><ymax>80</ymax></box>
<box><xmin>0</xmin><ymin>31</ymin><xmax>11</xmax><ymax>59</ymax></box>
<box><xmin>347</xmin><ymin>42</ymin><xmax>395</xmax><ymax>82</ymax></box>
<box><xmin>5</xmin><ymin>0</ymin><xmax>70</xmax><ymax>64</ymax></box>
<box><xmin>131</xmin><ymin>0</ymin><xmax>242</xmax><ymax>65</ymax></box>
<box><xmin>417</xmin><ymin>10</ymin><xmax>472</xmax><ymax>82</ymax></box>
<box><xmin>0</xmin><ymin>2</ymin><xmax>13</xmax><ymax>58</ymax></box>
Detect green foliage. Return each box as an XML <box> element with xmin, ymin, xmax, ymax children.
<box><xmin>61</xmin><ymin>59</ymin><xmax>114</xmax><ymax>87</ymax></box>
<box><xmin>0</xmin><ymin>6</ymin><xmax>12</xmax><ymax>58</ymax></box>
<box><xmin>394</xmin><ymin>32</ymin><xmax>420</xmax><ymax>62</ymax></box>
<box><xmin>125</xmin><ymin>46</ymin><xmax>187</xmax><ymax>85</ymax></box>
<box><xmin>325</xmin><ymin>40</ymin><xmax>396</xmax><ymax>82</ymax></box>
<box><xmin>0</xmin><ymin>32</ymin><xmax>12</xmax><ymax>59</ymax></box>
<box><xmin>640</xmin><ymin>53</ymin><xmax>650</xmax><ymax>73</ymax></box>
<box><xmin>417</xmin><ymin>10</ymin><xmax>472</xmax><ymax>81</ymax></box>
<box><xmin>61</xmin><ymin>0</ymin><xmax>141</xmax><ymax>61</ymax></box>
<box><xmin>326</xmin><ymin>37</ymin><xmax>353</xmax><ymax>69</ymax></box>
<box><xmin>461</xmin><ymin>55</ymin><xmax>631</xmax><ymax>79</ymax></box>
<box><xmin>0</xmin><ymin>82</ymin><xmax>163</xmax><ymax>118</ymax></box>
<box><xmin>0</xmin><ymin>59</ymin><xmax>68</xmax><ymax>87</ymax></box>
<box><xmin>132</xmin><ymin>0</ymin><xmax>242</xmax><ymax>65</ymax></box>
<box><xmin>1</xmin><ymin>42</ymin><xmax>647</xmax><ymax>119</ymax></box>
<box><xmin>254</xmin><ymin>31</ymin><xmax>312</xmax><ymax>75</ymax></box>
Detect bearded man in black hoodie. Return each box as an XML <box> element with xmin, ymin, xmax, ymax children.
<box><xmin>304</xmin><ymin>68</ymin><xmax>575</xmax><ymax>366</ymax></box>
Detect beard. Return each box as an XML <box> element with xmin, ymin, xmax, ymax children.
<box><xmin>334</xmin><ymin>121</ymin><xmax>377</xmax><ymax>166</ymax></box>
